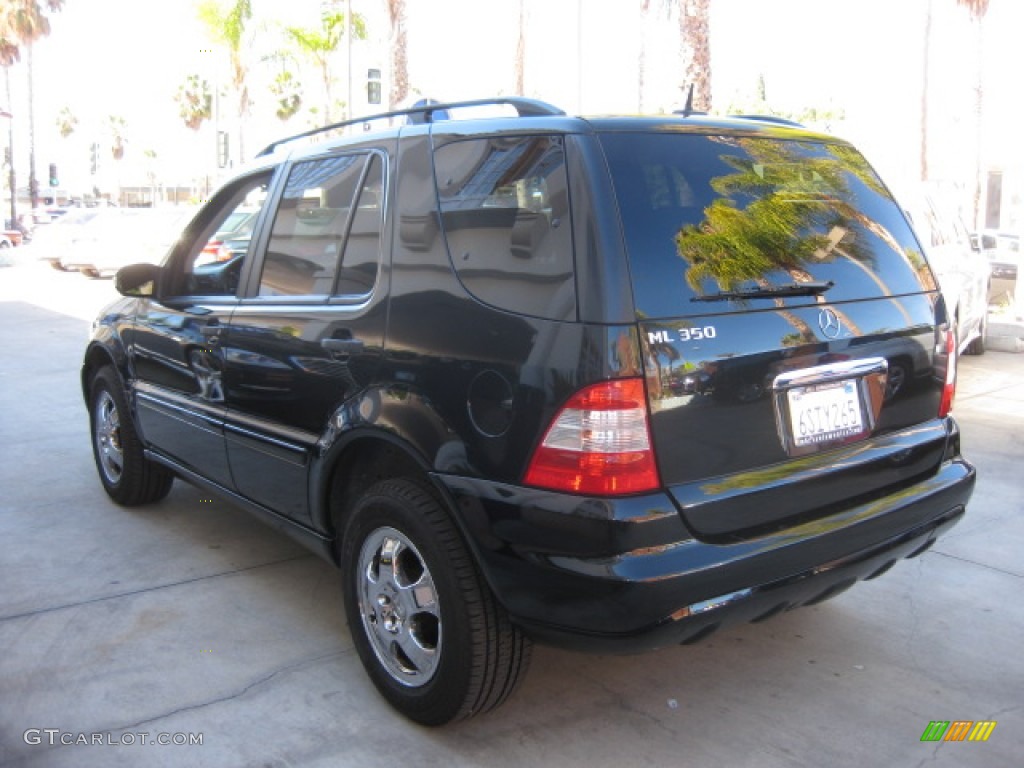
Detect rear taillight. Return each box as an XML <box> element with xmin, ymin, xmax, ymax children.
<box><xmin>523</xmin><ymin>378</ymin><xmax>659</xmax><ymax>496</ymax></box>
<box><xmin>938</xmin><ymin>327</ymin><xmax>957</xmax><ymax>417</ymax></box>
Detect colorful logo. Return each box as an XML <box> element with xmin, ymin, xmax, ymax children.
<box><xmin>921</xmin><ymin>721</ymin><xmax>997</xmax><ymax>742</ymax></box>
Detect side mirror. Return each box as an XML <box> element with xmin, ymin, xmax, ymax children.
<box><xmin>115</xmin><ymin>262</ymin><xmax>161</xmax><ymax>297</ymax></box>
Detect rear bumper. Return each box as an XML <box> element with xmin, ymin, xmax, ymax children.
<box><xmin>435</xmin><ymin>456</ymin><xmax>974</xmax><ymax>654</ymax></box>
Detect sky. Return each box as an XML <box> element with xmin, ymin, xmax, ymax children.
<box><xmin>4</xmin><ymin>0</ymin><xmax>1024</xmax><ymax>210</ymax></box>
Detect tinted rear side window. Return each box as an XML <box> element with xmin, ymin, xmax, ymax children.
<box><xmin>599</xmin><ymin>132</ymin><xmax>934</xmax><ymax>319</ymax></box>
<box><xmin>433</xmin><ymin>135</ymin><xmax>576</xmax><ymax>321</ymax></box>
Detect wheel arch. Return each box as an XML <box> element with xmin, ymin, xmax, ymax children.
<box><xmin>313</xmin><ymin>430</ymin><xmax>456</xmax><ymax>565</ymax></box>
<box><xmin>81</xmin><ymin>342</ymin><xmax>123</xmax><ymax>404</ymax></box>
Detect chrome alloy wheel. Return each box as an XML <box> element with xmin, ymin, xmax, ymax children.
<box><xmin>357</xmin><ymin>526</ymin><xmax>441</xmax><ymax>687</ymax></box>
<box><xmin>94</xmin><ymin>390</ymin><xmax>124</xmax><ymax>484</ymax></box>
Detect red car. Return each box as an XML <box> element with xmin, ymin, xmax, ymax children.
<box><xmin>1</xmin><ymin>229</ymin><xmax>24</xmax><ymax>247</ymax></box>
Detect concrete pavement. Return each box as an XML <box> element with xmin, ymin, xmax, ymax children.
<box><xmin>1</xmin><ymin>261</ymin><xmax>1022</xmax><ymax>767</ymax></box>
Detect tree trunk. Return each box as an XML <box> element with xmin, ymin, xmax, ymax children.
<box><xmin>678</xmin><ymin>0</ymin><xmax>711</xmax><ymax>112</ymax></box>
<box><xmin>515</xmin><ymin>0</ymin><xmax>526</xmax><ymax>96</ymax></box>
<box><xmin>5</xmin><ymin>67</ymin><xmax>16</xmax><ymax>226</ymax></box>
<box><xmin>969</xmin><ymin>15</ymin><xmax>984</xmax><ymax>228</ymax></box>
<box><xmin>387</xmin><ymin>0</ymin><xmax>409</xmax><ymax>108</ymax></box>
<box><xmin>920</xmin><ymin>0</ymin><xmax>932</xmax><ymax>181</ymax></box>
<box><xmin>638</xmin><ymin>0</ymin><xmax>649</xmax><ymax>112</ymax></box>
<box><xmin>237</xmin><ymin>82</ymin><xmax>249</xmax><ymax>164</ymax></box>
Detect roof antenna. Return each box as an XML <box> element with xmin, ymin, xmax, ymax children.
<box><xmin>680</xmin><ymin>84</ymin><xmax>695</xmax><ymax>117</ymax></box>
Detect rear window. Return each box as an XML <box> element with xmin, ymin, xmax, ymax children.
<box><xmin>599</xmin><ymin>132</ymin><xmax>934</xmax><ymax>318</ymax></box>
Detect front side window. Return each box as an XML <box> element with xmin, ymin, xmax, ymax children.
<box><xmin>258</xmin><ymin>153</ymin><xmax>383</xmax><ymax>298</ymax></box>
<box><xmin>433</xmin><ymin>135</ymin><xmax>575</xmax><ymax>320</ymax></box>
<box><xmin>181</xmin><ymin>173</ymin><xmax>271</xmax><ymax>297</ymax></box>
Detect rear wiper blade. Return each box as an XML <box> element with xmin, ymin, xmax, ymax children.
<box><xmin>691</xmin><ymin>280</ymin><xmax>834</xmax><ymax>302</ymax></box>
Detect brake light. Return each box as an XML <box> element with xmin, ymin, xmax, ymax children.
<box><xmin>523</xmin><ymin>378</ymin><xmax>659</xmax><ymax>496</ymax></box>
<box><xmin>938</xmin><ymin>327</ymin><xmax>957</xmax><ymax>417</ymax></box>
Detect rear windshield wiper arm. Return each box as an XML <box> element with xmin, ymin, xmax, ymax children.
<box><xmin>691</xmin><ymin>280</ymin><xmax>834</xmax><ymax>302</ymax></box>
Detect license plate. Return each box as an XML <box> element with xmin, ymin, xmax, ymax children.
<box><xmin>787</xmin><ymin>379</ymin><xmax>864</xmax><ymax>448</ymax></box>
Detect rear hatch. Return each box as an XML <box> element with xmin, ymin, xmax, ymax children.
<box><xmin>598</xmin><ymin>128</ymin><xmax>952</xmax><ymax>541</ymax></box>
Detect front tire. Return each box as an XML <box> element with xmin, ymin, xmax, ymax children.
<box><xmin>964</xmin><ymin>313</ymin><xmax>987</xmax><ymax>356</ymax></box>
<box><xmin>89</xmin><ymin>366</ymin><xmax>174</xmax><ymax>505</ymax></box>
<box><xmin>340</xmin><ymin>479</ymin><xmax>531</xmax><ymax>725</ymax></box>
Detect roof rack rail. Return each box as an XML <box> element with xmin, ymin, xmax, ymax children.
<box><xmin>256</xmin><ymin>97</ymin><xmax>566</xmax><ymax>157</ymax></box>
<box><xmin>728</xmin><ymin>114</ymin><xmax>805</xmax><ymax>128</ymax></box>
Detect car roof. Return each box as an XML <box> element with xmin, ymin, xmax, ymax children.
<box><xmin>255</xmin><ymin>98</ymin><xmax>845</xmax><ymax>166</ymax></box>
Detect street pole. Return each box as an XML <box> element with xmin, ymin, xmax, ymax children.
<box><xmin>27</xmin><ymin>46</ymin><xmax>38</xmax><ymax>217</ymax></box>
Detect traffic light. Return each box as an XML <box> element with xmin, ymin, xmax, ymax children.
<box><xmin>217</xmin><ymin>130</ymin><xmax>229</xmax><ymax>168</ymax></box>
<box><xmin>48</xmin><ymin>162</ymin><xmax>58</xmax><ymax>187</ymax></box>
<box><xmin>89</xmin><ymin>143</ymin><xmax>99</xmax><ymax>175</ymax></box>
<box><xmin>367</xmin><ymin>69</ymin><xmax>381</xmax><ymax>105</ymax></box>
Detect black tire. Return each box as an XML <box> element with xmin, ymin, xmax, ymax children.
<box><xmin>964</xmin><ymin>314</ymin><xmax>987</xmax><ymax>356</ymax></box>
<box><xmin>340</xmin><ymin>479</ymin><xmax>531</xmax><ymax>725</ymax></box>
<box><xmin>89</xmin><ymin>366</ymin><xmax>174</xmax><ymax>505</ymax></box>
<box><xmin>885</xmin><ymin>360</ymin><xmax>909</xmax><ymax>401</ymax></box>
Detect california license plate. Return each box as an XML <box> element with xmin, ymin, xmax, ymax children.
<box><xmin>787</xmin><ymin>379</ymin><xmax>865</xmax><ymax>448</ymax></box>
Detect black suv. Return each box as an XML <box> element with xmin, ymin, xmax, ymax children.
<box><xmin>83</xmin><ymin>98</ymin><xmax>975</xmax><ymax>725</ymax></box>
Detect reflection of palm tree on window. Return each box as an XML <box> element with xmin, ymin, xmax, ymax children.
<box><xmin>677</xmin><ymin>139</ymin><xmax>877</xmax><ymax>293</ymax></box>
<box><xmin>672</xmin><ymin>138</ymin><xmax>929</xmax><ymax>338</ymax></box>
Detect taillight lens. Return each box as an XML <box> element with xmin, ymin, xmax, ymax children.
<box><xmin>938</xmin><ymin>327</ymin><xmax>957</xmax><ymax>417</ymax></box>
<box><xmin>524</xmin><ymin>378</ymin><xmax>659</xmax><ymax>496</ymax></box>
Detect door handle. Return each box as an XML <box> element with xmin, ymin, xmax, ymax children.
<box><xmin>321</xmin><ymin>338</ymin><xmax>364</xmax><ymax>355</ymax></box>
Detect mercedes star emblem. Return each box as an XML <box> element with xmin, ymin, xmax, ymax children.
<box><xmin>818</xmin><ymin>308</ymin><xmax>842</xmax><ymax>339</ymax></box>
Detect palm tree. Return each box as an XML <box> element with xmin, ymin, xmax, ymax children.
<box><xmin>678</xmin><ymin>0</ymin><xmax>712</xmax><ymax>112</ymax></box>
<box><xmin>0</xmin><ymin>0</ymin><xmax>64</xmax><ymax>217</ymax></box>
<box><xmin>55</xmin><ymin>105</ymin><xmax>76</xmax><ymax>138</ymax></box>
<box><xmin>284</xmin><ymin>4</ymin><xmax>366</xmax><ymax>122</ymax></box>
<box><xmin>385</xmin><ymin>0</ymin><xmax>408</xmax><ymax>109</ymax></box>
<box><xmin>108</xmin><ymin>115</ymin><xmax>126</xmax><ymax>161</ymax></box>
<box><xmin>0</xmin><ymin>1</ymin><xmax>63</xmax><ymax>64</ymax></box>
<box><xmin>639</xmin><ymin>1</ymin><xmax>710</xmax><ymax>113</ymax></box>
<box><xmin>175</xmin><ymin>75</ymin><xmax>213</xmax><ymax>132</ymax></box>
<box><xmin>957</xmin><ymin>0</ymin><xmax>989</xmax><ymax>227</ymax></box>
<box><xmin>108</xmin><ymin>115</ymin><xmax>126</xmax><ymax>204</ymax></box>
<box><xmin>270</xmin><ymin>69</ymin><xmax>303</xmax><ymax>122</ymax></box>
<box><xmin>197</xmin><ymin>0</ymin><xmax>253</xmax><ymax>162</ymax></box>
<box><xmin>514</xmin><ymin>0</ymin><xmax>526</xmax><ymax>96</ymax></box>
<box><xmin>638</xmin><ymin>0</ymin><xmax>672</xmax><ymax>112</ymax></box>
<box><xmin>921</xmin><ymin>0</ymin><xmax>989</xmax><ymax>223</ymax></box>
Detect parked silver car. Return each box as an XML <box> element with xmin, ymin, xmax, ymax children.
<box><xmin>976</xmin><ymin>229</ymin><xmax>1019</xmax><ymax>304</ymax></box>
<box><xmin>904</xmin><ymin>189</ymin><xmax>990</xmax><ymax>355</ymax></box>
<box><xmin>59</xmin><ymin>207</ymin><xmax>197</xmax><ymax>277</ymax></box>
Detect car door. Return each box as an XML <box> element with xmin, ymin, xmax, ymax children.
<box><xmin>220</xmin><ymin>149</ymin><xmax>389</xmax><ymax>523</ymax></box>
<box><xmin>129</xmin><ymin>170</ymin><xmax>276</xmax><ymax>488</ymax></box>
